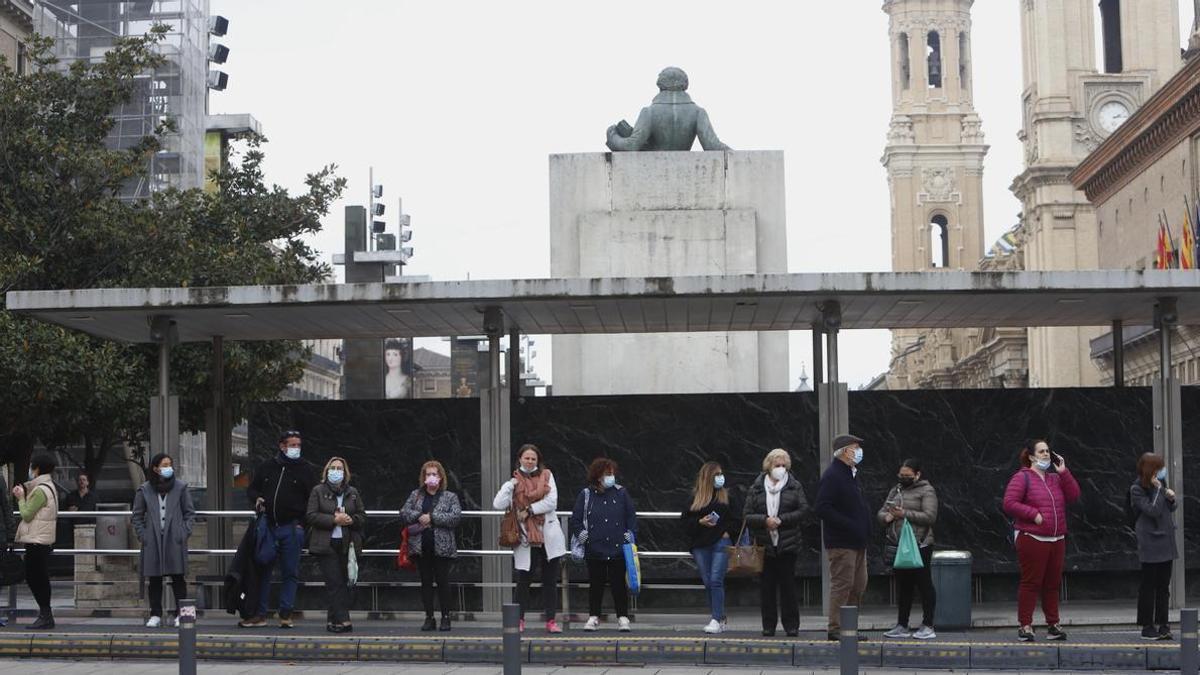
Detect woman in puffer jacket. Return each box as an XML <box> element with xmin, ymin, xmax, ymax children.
<box><xmin>878</xmin><ymin>458</ymin><xmax>938</xmax><ymax>641</ymax></box>
<box><xmin>1002</xmin><ymin>439</ymin><xmax>1081</xmax><ymax>643</ymax></box>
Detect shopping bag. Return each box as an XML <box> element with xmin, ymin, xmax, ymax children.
<box><xmin>893</xmin><ymin>519</ymin><xmax>924</xmax><ymax>569</ymax></box>
<box><xmin>725</xmin><ymin>523</ymin><xmax>764</xmax><ymax>577</ymax></box>
<box><xmin>622</xmin><ymin>541</ymin><xmax>642</xmax><ymax>595</ymax></box>
<box><xmin>0</xmin><ymin>544</ymin><xmax>24</xmax><ymax>585</ymax></box>
<box><xmin>499</xmin><ymin>507</ymin><xmax>521</xmax><ymax>548</ymax></box>
<box><xmin>254</xmin><ymin>514</ymin><xmax>276</xmax><ymax>566</ymax></box>
<box><xmin>569</xmin><ymin>488</ymin><xmax>590</xmax><ymax>563</ymax></box>
<box><xmin>396</xmin><ymin>526</ymin><xmax>416</xmax><ymax>571</ymax></box>
<box><xmin>347</xmin><ymin>545</ymin><xmax>359</xmax><ymax>586</ymax></box>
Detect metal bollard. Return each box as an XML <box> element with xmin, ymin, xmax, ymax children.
<box><xmin>1183</xmin><ymin>608</ymin><xmax>1198</xmax><ymax>675</ymax></box>
<box><xmin>178</xmin><ymin>598</ymin><xmax>197</xmax><ymax>675</ymax></box>
<box><xmin>839</xmin><ymin>605</ymin><xmax>858</xmax><ymax>675</ymax></box>
<box><xmin>502</xmin><ymin>602</ymin><xmax>522</xmax><ymax>675</ymax></box>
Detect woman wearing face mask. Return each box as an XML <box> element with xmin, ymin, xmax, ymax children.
<box><xmin>743</xmin><ymin>448</ymin><xmax>808</xmax><ymax>637</ymax></box>
<box><xmin>13</xmin><ymin>453</ymin><xmax>59</xmax><ymax>629</ymax></box>
<box><xmin>1130</xmin><ymin>453</ymin><xmax>1177</xmax><ymax>640</ymax></box>
<box><xmin>306</xmin><ymin>457</ymin><xmax>366</xmax><ymax>633</ymax></box>
<box><xmin>401</xmin><ymin>460</ymin><xmax>462</xmax><ymax>631</ymax></box>
<box><xmin>569</xmin><ymin>457</ymin><xmax>638</xmax><ymax>632</ymax></box>
<box><xmin>879</xmin><ymin>459</ymin><xmax>938</xmax><ymax>640</ymax></box>
<box><xmin>493</xmin><ymin>444</ymin><xmax>566</xmax><ymax>633</ymax></box>
<box><xmin>1002</xmin><ymin>439</ymin><xmax>1080</xmax><ymax>642</ymax></box>
<box><xmin>131</xmin><ymin>454</ymin><xmax>195</xmax><ymax>628</ymax></box>
<box><xmin>681</xmin><ymin>461</ymin><xmax>737</xmax><ymax>634</ymax></box>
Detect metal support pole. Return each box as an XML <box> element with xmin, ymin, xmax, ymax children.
<box><xmin>1154</xmin><ymin>299</ymin><xmax>1185</xmax><ymax>608</ymax></box>
<box><xmin>178</xmin><ymin>598</ymin><xmax>196</xmax><ymax>675</ymax></box>
<box><xmin>811</xmin><ymin>323</ymin><xmax>824</xmax><ymax>389</ymax></box>
<box><xmin>839</xmin><ymin>605</ymin><xmax>858</xmax><ymax>675</ymax></box>
<box><xmin>509</xmin><ymin>326</ymin><xmax>521</xmax><ymax>402</ymax></box>
<box><xmin>503</xmin><ymin>603</ymin><xmax>522</xmax><ymax>675</ymax></box>
<box><xmin>481</xmin><ymin>307</ymin><xmax>511</xmax><ymax>613</ymax></box>
<box><xmin>559</xmin><ymin>514</ymin><xmax>571</xmax><ymax>627</ymax></box>
<box><xmin>1183</xmin><ymin>608</ymin><xmax>1198</xmax><ymax>675</ymax></box>
<box><xmin>827</xmin><ymin>329</ymin><xmax>839</xmax><ymax>385</ymax></box>
<box><xmin>1112</xmin><ymin>320</ymin><xmax>1124</xmax><ymax>387</ymax></box>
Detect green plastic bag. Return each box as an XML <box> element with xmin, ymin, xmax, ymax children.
<box><xmin>893</xmin><ymin>519</ymin><xmax>924</xmax><ymax>570</ymax></box>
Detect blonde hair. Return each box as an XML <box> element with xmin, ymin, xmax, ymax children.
<box><xmin>689</xmin><ymin>461</ymin><xmax>729</xmax><ymax>511</ymax></box>
<box><xmin>419</xmin><ymin>460</ymin><xmax>447</xmax><ymax>491</ymax></box>
<box><xmin>323</xmin><ymin>456</ymin><xmax>351</xmax><ymax>483</ymax></box>
<box><xmin>761</xmin><ymin>448</ymin><xmax>791</xmax><ymax>473</ymax></box>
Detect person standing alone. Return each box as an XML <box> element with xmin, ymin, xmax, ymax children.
<box><xmin>814</xmin><ymin>434</ymin><xmax>871</xmax><ymax>641</ymax></box>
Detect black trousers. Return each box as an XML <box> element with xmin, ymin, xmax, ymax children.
<box><xmin>24</xmin><ymin>543</ymin><xmax>52</xmax><ymax>612</ymax></box>
<box><xmin>1137</xmin><ymin>560</ymin><xmax>1172</xmax><ymax>628</ymax></box>
<box><xmin>895</xmin><ymin>546</ymin><xmax>936</xmax><ymax>628</ymax></box>
<box><xmin>148</xmin><ymin>574</ymin><xmax>187</xmax><ymax>618</ymax></box>
<box><xmin>517</xmin><ymin>546</ymin><xmax>560</xmax><ymax>621</ymax></box>
<box><xmin>760</xmin><ymin>552</ymin><xmax>799</xmax><ymax>633</ymax></box>
<box><xmin>416</xmin><ymin>554</ymin><xmax>453</xmax><ymax>618</ymax></box>
<box><xmin>586</xmin><ymin>557</ymin><xmax>629</xmax><ymax>618</ymax></box>
<box><xmin>317</xmin><ymin>539</ymin><xmax>352</xmax><ymax>624</ymax></box>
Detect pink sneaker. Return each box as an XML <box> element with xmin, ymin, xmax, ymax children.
<box><xmin>545</xmin><ymin>619</ymin><xmax>563</xmax><ymax>634</ymax></box>
<box><xmin>518</xmin><ymin>619</ymin><xmax>525</xmax><ymax>633</ymax></box>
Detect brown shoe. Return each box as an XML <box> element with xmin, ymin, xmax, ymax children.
<box><xmin>237</xmin><ymin>615</ymin><xmax>267</xmax><ymax>628</ymax></box>
<box><xmin>279</xmin><ymin>616</ymin><xmax>294</xmax><ymax>629</ymax></box>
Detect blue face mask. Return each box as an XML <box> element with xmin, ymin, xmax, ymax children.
<box><xmin>327</xmin><ymin>469</ymin><xmax>344</xmax><ymax>484</ymax></box>
<box><xmin>158</xmin><ymin>466</ymin><xmax>174</xmax><ymax>480</ymax></box>
<box><xmin>1156</xmin><ymin>467</ymin><xmax>1167</xmax><ymax>482</ymax></box>
<box><xmin>1036</xmin><ymin>459</ymin><xmax>1052</xmax><ymax>470</ymax></box>
<box><xmin>602</xmin><ymin>475</ymin><xmax>616</xmax><ymax>488</ymax></box>
<box><xmin>27</xmin><ymin>469</ymin><xmax>35</xmax><ymax>481</ymax></box>
<box><xmin>853</xmin><ymin>447</ymin><xmax>864</xmax><ymax>465</ymax></box>
<box><xmin>285</xmin><ymin>446</ymin><xmax>301</xmax><ymax>460</ymax></box>
<box><xmin>713</xmin><ymin>474</ymin><xmax>725</xmax><ymax>489</ymax></box>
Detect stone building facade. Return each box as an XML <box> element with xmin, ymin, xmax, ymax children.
<box><xmin>0</xmin><ymin>0</ymin><xmax>31</xmax><ymax>74</ymax></box>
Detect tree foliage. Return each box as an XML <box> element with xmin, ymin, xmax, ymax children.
<box><xmin>0</xmin><ymin>28</ymin><xmax>346</xmax><ymax>481</ymax></box>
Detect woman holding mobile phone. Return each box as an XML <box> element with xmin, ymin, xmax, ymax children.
<box><xmin>681</xmin><ymin>461</ymin><xmax>737</xmax><ymax>634</ymax></box>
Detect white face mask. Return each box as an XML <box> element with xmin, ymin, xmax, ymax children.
<box><xmin>1035</xmin><ymin>458</ymin><xmax>1052</xmax><ymax>471</ymax></box>
<box><xmin>285</xmin><ymin>446</ymin><xmax>301</xmax><ymax>460</ymax></box>
<box><xmin>602</xmin><ymin>474</ymin><xmax>616</xmax><ymax>488</ymax></box>
<box><xmin>519</xmin><ymin>464</ymin><xmax>535</xmax><ymax>474</ymax></box>
<box><xmin>770</xmin><ymin>466</ymin><xmax>787</xmax><ymax>482</ymax></box>
<box><xmin>713</xmin><ymin>474</ymin><xmax>725</xmax><ymax>489</ymax></box>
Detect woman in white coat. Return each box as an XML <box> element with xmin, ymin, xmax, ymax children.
<box><xmin>493</xmin><ymin>444</ymin><xmax>566</xmax><ymax>633</ymax></box>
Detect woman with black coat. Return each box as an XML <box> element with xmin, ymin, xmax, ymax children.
<box><xmin>306</xmin><ymin>456</ymin><xmax>367</xmax><ymax>633</ymax></box>
<box><xmin>681</xmin><ymin>461</ymin><xmax>737</xmax><ymax>634</ymax></box>
<box><xmin>1131</xmin><ymin>452</ymin><xmax>1178</xmax><ymax>640</ymax></box>
<box><xmin>743</xmin><ymin>448</ymin><xmax>808</xmax><ymax>637</ymax></box>
<box><xmin>569</xmin><ymin>457</ymin><xmax>638</xmax><ymax>632</ymax></box>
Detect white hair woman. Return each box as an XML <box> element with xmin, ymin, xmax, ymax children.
<box><xmin>742</xmin><ymin>448</ymin><xmax>808</xmax><ymax>637</ymax></box>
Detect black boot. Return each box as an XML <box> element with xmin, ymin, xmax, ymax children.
<box><xmin>420</xmin><ymin>616</ymin><xmax>437</xmax><ymax>631</ymax></box>
<box><xmin>439</xmin><ymin>614</ymin><xmax>451</xmax><ymax>632</ymax></box>
<box><xmin>27</xmin><ymin>611</ymin><xmax>54</xmax><ymax>630</ymax></box>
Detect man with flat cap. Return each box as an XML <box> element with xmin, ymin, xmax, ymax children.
<box><xmin>814</xmin><ymin>433</ymin><xmax>872</xmax><ymax>641</ymax></box>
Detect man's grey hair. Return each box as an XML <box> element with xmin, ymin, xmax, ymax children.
<box><xmin>656</xmin><ymin>66</ymin><xmax>689</xmax><ymax>92</ymax></box>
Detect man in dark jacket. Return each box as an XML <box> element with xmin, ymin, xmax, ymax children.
<box><xmin>814</xmin><ymin>433</ymin><xmax>872</xmax><ymax>641</ymax></box>
<box><xmin>240</xmin><ymin>430</ymin><xmax>317</xmax><ymax>628</ymax></box>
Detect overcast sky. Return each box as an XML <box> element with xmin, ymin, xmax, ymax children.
<box><xmin>207</xmin><ymin>1</ymin><xmax>1197</xmax><ymax>390</ymax></box>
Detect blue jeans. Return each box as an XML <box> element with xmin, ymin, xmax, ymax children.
<box><xmin>257</xmin><ymin>522</ymin><xmax>304</xmax><ymax>617</ymax></box>
<box><xmin>692</xmin><ymin>538</ymin><xmax>730</xmax><ymax>621</ymax></box>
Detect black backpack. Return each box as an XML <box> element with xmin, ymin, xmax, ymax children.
<box><xmin>1125</xmin><ymin>484</ymin><xmax>1140</xmax><ymax>529</ymax></box>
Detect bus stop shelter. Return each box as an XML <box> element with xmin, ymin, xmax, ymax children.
<box><xmin>7</xmin><ymin>268</ymin><xmax>1200</xmax><ymax>610</ymax></box>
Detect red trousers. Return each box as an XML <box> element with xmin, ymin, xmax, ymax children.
<box><xmin>1015</xmin><ymin>534</ymin><xmax>1066</xmax><ymax>627</ymax></box>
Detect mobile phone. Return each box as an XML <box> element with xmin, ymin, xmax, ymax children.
<box><xmin>1051</xmin><ymin>451</ymin><xmax>1062</xmax><ymax>466</ymax></box>
<box><xmin>708</xmin><ymin>511</ymin><xmax>720</xmax><ymax>523</ymax></box>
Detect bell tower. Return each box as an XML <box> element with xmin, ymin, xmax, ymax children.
<box><xmin>1014</xmin><ymin>0</ymin><xmax>1180</xmax><ymax>387</ymax></box>
<box><xmin>882</xmin><ymin>0</ymin><xmax>988</xmax><ymax>387</ymax></box>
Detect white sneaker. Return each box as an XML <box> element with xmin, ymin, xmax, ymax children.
<box><xmin>883</xmin><ymin>624</ymin><xmax>911</xmax><ymax>639</ymax></box>
<box><xmin>617</xmin><ymin>616</ymin><xmax>631</xmax><ymax>632</ymax></box>
<box><xmin>912</xmin><ymin>625</ymin><xmax>937</xmax><ymax>640</ymax></box>
<box><xmin>583</xmin><ymin>616</ymin><xmax>600</xmax><ymax>631</ymax></box>
<box><xmin>703</xmin><ymin>619</ymin><xmax>722</xmax><ymax>634</ymax></box>
<box><xmin>171</xmin><ymin>615</ymin><xmax>180</xmax><ymax>628</ymax></box>
<box><xmin>145</xmin><ymin>616</ymin><xmax>162</xmax><ymax>628</ymax></box>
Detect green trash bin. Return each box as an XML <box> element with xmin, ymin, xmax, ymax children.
<box><xmin>931</xmin><ymin>550</ymin><xmax>972</xmax><ymax>629</ymax></box>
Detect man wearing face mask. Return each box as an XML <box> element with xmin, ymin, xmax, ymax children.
<box><xmin>242</xmin><ymin>430</ymin><xmax>317</xmax><ymax>628</ymax></box>
<box><xmin>814</xmin><ymin>434</ymin><xmax>872</xmax><ymax>641</ymax></box>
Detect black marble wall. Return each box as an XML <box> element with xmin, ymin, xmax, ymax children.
<box><xmin>249</xmin><ymin>386</ymin><xmax>1196</xmax><ymax>585</ymax></box>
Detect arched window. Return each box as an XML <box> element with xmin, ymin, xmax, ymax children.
<box><xmin>930</xmin><ymin>214</ymin><xmax>950</xmax><ymax>268</ymax></box>
<box><xmin>898</xmin><ymin>33</ymin><xmax>910</xmax><ymax>89</ymax></box>
<box><xmin>1097</xmin><ymin>0</ymin><xmax>1123</xmax><ymax>73</ymax></box>
<box><xmin>927</xmin><ymin>31</ymin><xmax>943</xmax><ymax>88</ymax></box>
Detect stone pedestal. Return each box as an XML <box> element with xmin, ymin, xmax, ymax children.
<box><xmin>549</xmin><ymin>151</ymin><xmax>789</xmax><ymax>395</ymax></box>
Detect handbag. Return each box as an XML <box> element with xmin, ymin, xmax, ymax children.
<box><xmin>622</xmin><ymin>539</ymin><xmax>641</xmax><ymax>595</ymax></box>
<box><xmin>396</xmin><ymin>526</ymin><xmax>416</xmax><ymax>571</ymax></box>
<box><xmin>569</xmin><ymin>488</ymin><xmax>591</xmax><ymax>562</ymax></box>
<box><xmin>725</xmin><ymin>522</ymin><xmax>764</xmax><ymax>577</ymax></box>
<box><xmin>499</xmin><ymin>507</ymin><xmax>521</xmax><ymax>548</ymax></box>
<box><xmin>347</xmin><ymin>545</ymin><xmax>359</xmax><ymax>586</ymax></box>
<box><xmin>893</xmin><ymin>519</ymin><xmax>924</xmax><ymax>569</ymax></box>
<box><xmin>0</xmin><ymin>544</ymin><xmax>24</xmax><ymax>586</ymax></box>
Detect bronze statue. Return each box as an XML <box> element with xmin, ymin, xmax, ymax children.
<box><xmin>606</xmin><ymin>67</ymin><xmax>729</xmax><ymax>152</ymax></box>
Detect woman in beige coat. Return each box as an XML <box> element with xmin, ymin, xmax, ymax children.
<box><xmin>13</xmin><ymin>453</ymin><xmax>59</xmax><ymax>630</ymax></box>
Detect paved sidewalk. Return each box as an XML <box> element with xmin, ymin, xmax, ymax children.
<box><xmin>0</xmin><ymin>661</ymin><xmax>1167</xmax><ymax>674</ymax></box>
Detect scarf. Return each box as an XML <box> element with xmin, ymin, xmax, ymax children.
<box><xmin>326</xmin><ymin>478</ymin><xmax>346</xmax><ymax>495</ymax></box>
<box><xmin>154</xmin><ymin>474</ymin><xmax>175</xmax><ymax>495</ymax></box>
<box><xmin>765</xmin><ymin>474</ymin><xmax>786</xmax><ymax>547</ymax></box>
<box><xmin>513</xmin><ymin>469</ymin><xmax>551</xmax><ymax>546</ymax></box>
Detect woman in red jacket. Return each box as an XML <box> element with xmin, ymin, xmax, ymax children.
<box><xmin>1002</xmin><ymin>439</ymin><xmax>1081</xmax><ymax>643</ymax></box>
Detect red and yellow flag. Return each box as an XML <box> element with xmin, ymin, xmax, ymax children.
<box><xmin>1182</xmin><ymin>207</ymin><xmax>1196</xmax><ymax>269</ymax></box>
<box><xmin>1156</xmin><ymin>223</ymin><xmax>1169</xmax><ymax>269</ymax></box>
